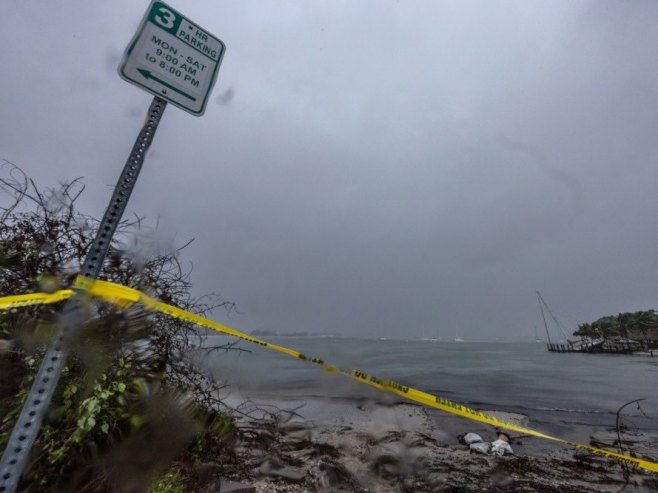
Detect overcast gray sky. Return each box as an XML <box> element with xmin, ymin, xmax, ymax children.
<box><xmin>2</xmin><ymin>1</ymin><xmax>658</xmax><ymax>341</ymax></box>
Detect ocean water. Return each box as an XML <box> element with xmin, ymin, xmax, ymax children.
<box><xmin>200</xmin><ymin>336</ymin><xmax>658</xmax><ymax>443</ymax></box>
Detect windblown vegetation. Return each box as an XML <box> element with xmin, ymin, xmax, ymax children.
<box><xmin>0</xmin><ymin>165</ymin><xmax>240</xmax><ymax>492</ymax></box>
<box><xmin>574</xmin><ymin>310</ymin><xmax>658</xmax><ymax>341</ymax></box>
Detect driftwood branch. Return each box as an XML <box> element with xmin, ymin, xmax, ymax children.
<box><xmin>614</xmin><ymin>398</ymin><xmax>646</xmax><ymax>490</ymax></box>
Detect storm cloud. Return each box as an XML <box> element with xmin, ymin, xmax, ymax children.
<box><xmin>2</xmin><ymin>1</ymin><xmax>658</xmax><ymax>341</ymax></box>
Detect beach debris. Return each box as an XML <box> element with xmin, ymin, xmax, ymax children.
<box><xmin>469</xmin><ymin>442</ymin><xmax>491</xmax><ymax>454</ymax></box>
<box><xmin>257</xmin><ymin>460</ymin><xmax>306</xmax><ymax>482</ymax></box>
<box><xmin>459</xmin><ymin>432</ymin><xmax>490</xmax><ymax>454</ymax></box>
<box><xmin>318</xmin><ymin>461</ymin><xmax>356</xmax><ymax>490</ymax></box>
<box><xmin>215</xmin><ymin>480</ymin><xmax>256</xmax><ymax>493</ymax></box>
<box><xmin>460</xmin><ymin>431</ymin><xmax>514</xmax><ymax>456</ymax></box>
<box><xmin>490</xmin><ymin>432</ymin><xmax>514</xmax><ymax>456</ymax></box>
<box><xmin>590</xmin><ymin>429</ymin><xmax>658</xmax><ymax>462</ymax></box>
<box><xmin>279</xmin><ymin>420</ymin><xmax>312</xmax><ymax>445</ymax></box>
<box><xmin>574</xmin><ymin>451</ymin><xmax>609</xmax><ymax>467</ymax></box>
<box><xmin>462</xmin><ymin>432</ymin><xmax>484</xmax><ymax>445</ymax></box>
<box><xmin>368</xmin><ymin>440</ymin><xmax>426</xmax><ymax>477</ymax></box>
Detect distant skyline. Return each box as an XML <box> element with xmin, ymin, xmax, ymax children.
<box><xmin>2</xmin><ymin>1</ymin><xmax>658</xmax><ymax>341</ymax></box>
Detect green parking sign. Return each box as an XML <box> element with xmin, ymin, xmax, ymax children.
<box><xmin>119</xmin><ymin>0</ymin><xmax>226</xmax><ymax>116</ymax></box>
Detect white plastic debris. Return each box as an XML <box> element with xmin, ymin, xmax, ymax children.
<box><xmin>462</xmin><ymin>431</ymin><xmax>514</xmax><ymax>456</ymax></box>
<box><xmin>463</xmin><ymin>432</ymin><xmax>484</xmax><ymax>445</ymax></box>
<box><xmin>469</xmin><ymin>441</ymin><xmax>491</xmax><ymax>454</ymax></box>
<box><xmin>490</xmin><ymin>438</ymin><xmax>514</xmax><ymax>456</ymax></box>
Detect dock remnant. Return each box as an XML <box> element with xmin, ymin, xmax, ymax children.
<box><xmin>547</xmin><ymin>338</ymin><xmax>655</xmax><ymax>354</ymax></box>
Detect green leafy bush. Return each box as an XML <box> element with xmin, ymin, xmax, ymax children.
<box><xmin>0</xmin><ymin>165</ymin><xmax>236</xmax><ymax>491</ymax></box>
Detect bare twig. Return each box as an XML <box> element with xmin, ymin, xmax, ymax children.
<box><xmin>0</xmin><ymin>166</ymin><xmax>248</xmax><ymax>490</ymax></box>
<box><xmin>614</xmin><ymin>398</ymin><xmax>646</xmax><ymax>489</ymax></box>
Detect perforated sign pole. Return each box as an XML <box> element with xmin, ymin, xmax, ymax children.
<box><xmin>0</xmin><ymin>2</ymin><xmax>224</xmax><ymax>488</ymax></box>
<box><xmin>0</xmin><ymin>97</ymin><xmax>167</xmax><ymax>493</ymax></box>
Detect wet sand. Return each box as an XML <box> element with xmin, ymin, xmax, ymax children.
<box><xmin>216</xmin><ymin>396</ymin><xmax>658</xmax><ymax>492</ymax></box>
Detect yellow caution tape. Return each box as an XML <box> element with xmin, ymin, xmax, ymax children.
<box><xmin>1</xmin><ymin>278</ymin><xmax>657</xmax><ymax>473</ymax></box>
<box><xmin>0</xmin><ymin>289</ymin><xmax>73</xmax><ymax>310</ymax></box>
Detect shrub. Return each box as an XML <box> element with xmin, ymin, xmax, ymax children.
<box><xmin>0</xmin><ymin>163</ymin><xmax>236</xmax><ymax>491</ymax></box>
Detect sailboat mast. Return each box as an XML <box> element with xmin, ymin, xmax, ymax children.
<box><xmin>536</xmin><ymin>291</ymin><xmax>552</xmax><ymax>344</ymax></box>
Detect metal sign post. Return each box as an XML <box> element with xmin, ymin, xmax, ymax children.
<box><xmin>0</xmin><ymin>97</ymin><xmax>167</xmax><ymax>493</ymax></box>
<box><xmin>0</xmin><ymin>1</ymin><xmax>224</xmax><ymax>490</ymax></box>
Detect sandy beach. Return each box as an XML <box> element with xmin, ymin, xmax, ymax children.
<box><xmin>207</xmin><ymin>395</ymin><xmax>658</xmax><ymax>492</ymax></box>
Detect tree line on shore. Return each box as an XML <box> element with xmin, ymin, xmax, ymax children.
<box><xmin>574</xmin><ymin>310</ymin><xmax>658</xmax><ymax>340</ymax></box>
